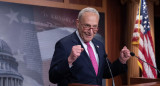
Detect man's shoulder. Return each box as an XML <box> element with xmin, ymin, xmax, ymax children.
<box><xmin>93</xmin><ymin>38</ymin><xmax>104</xmax><ymax>45</ymax></box>
<box><xmin>57</xmin><ymin>32</ymin><xmax>77</xmax><ymax>44</ymax></box>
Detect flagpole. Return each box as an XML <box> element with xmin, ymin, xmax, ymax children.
<box><xmin>137</xmin><ymin>0</ymin><xmax>143</xmax><ymax>72</ymax></box>
<box><xmin>138</xmin><ymin>0</ymin><xmax>141</xmax><ymax>39</ymax></box>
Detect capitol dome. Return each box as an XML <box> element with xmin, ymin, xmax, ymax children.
<box><xmin>0</xmin><ymin>39</ymin><xmax>12</xmax><ymax>56</ymax></box>
<box><xmin>0</xmin><ymin>39</ymin><xmax>23</xmax><ymax>86</ymax></box>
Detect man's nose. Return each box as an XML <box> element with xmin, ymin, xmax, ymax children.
<box><xmin>88</xmin><ymin>28</ymin><xmax>94</xmax><ymax>33</ymax></box>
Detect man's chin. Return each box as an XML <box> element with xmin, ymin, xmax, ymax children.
<box><xmin>84</xmin><ymin>38</ymin><xmax>92</xmax><ymax>42</ymax></box>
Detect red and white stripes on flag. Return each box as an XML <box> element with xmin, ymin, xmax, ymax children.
<box><xmin>132</xmin><ymin>0</ymin><xmax>157</xmax><ymax>78</ymax></box>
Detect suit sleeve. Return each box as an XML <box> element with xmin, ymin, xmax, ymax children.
<box><xmin>49</xmin><ymin>41</ymin><xmax>71</xmax><ymax>84</ymax></box>
<box><xmin>103</xmin><ymin>57</ymin><xmax>127</xmax><ymax>78</ymax></box>
<box><xmin>101</xmin><ymin>42</ymin><xmax>127</xmax><ymax>79</ymax></box>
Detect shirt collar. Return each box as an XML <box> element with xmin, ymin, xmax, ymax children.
<box><xmin>76</xmin><ymin>30</ymin><xmax>91</xmax><ymax>44</ymax></box>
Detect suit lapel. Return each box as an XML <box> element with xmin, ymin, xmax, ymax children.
<box><xmin>71</xmin><ymin>32</ymin><xmax>96</xmax><ymax>75</ymax></box>
<box><xmin>92</xmin><ymin>39</ymin><xmax>103</xmax><ymax>77</ymax></box>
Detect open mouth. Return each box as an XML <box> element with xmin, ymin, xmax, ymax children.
<box><xmin>85</xmin><ymin>33</ymin><xmax>92</xmax><ymax>37</ymax></box>
<box><xmin>86</xmin><ymin>35</ymin><xmax>92</xmax><ymax>38</ymax></box>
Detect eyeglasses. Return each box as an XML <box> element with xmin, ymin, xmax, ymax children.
<box><xmin>80</xmin><ymin>23</ymin><xmax>99</xmax><ymax>31</ymax></box>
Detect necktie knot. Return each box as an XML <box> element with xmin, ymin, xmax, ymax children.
<box><xmin>85</xmin><ymin>42</ymin><xmax>91</xmax><ymax>47</ymax></box>
<box><xmin>85</xmin><ymin>42</ymin><xmax>89</xmax><ymax>45</ymax></box>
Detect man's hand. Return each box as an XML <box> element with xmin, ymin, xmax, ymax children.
<box><xmin>68</xmin><ymin>45</ymin><xmax>84</xmax><ymax>65</ymax></box>
<box><xmin>119</xmin><ymin>46</ymin><xmax>131</xmax><ymax>64</ymax></box>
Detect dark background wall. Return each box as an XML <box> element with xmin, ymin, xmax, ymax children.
<box><xmin>154</xmin><ymin>4</ymin><xmax>160</xmax><ymax>78</ymax></box>
<box><xmin>106</xmin><ymin>0</ymin><xmax>127</xmax><ymax>85</ymax></box>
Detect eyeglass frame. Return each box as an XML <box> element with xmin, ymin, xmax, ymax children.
<box><xmin>79</xmin><ymin>22</ymin><xmax>99</xmax><ymax>31</ymax></box>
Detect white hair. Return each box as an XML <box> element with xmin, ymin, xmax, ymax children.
<box><xmin>78</xmin><ymin>7</ymin><xmax>100</xmax><ymax>20</ymax></box>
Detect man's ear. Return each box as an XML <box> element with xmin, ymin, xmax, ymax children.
<box><xmin>76</xmin><ymin>19</ymin><xmax>79</xmax><ymax>28</ymax></box>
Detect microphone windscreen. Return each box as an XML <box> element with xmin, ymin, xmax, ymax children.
<box><xmin>130</xmin><ymin>52</ymin><xmax>135</xmax><ymax>56</ymax></box>
<box><xmin>104</xmin><ymin>54</ymin><xmax>108</xmax><ymax>58</ymax></box>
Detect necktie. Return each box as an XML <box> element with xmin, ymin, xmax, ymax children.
<box><xmin>86</xmin><ymin>42</ymin><xmax>98</xmax><ymax>75</ymax></box>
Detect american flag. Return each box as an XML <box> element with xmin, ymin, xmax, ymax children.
<box><xmin>132</xmin><ymin>0</ymin><xmax>157</xmax><ymax>78</ymax></box>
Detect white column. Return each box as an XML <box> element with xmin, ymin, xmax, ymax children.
<box><xmin>16</xmin><ymin>79</ymin><xmax>18</xmax><ymax>86</ymax></box>
<box><xmin>14</xmin><ymin>79</ymin><xmax>16</xmax><ymax>86</ymax></box>
<box><xmin>11</xmin><ymin>78</ymin><xmax>14</xmax><ymax>86</ymax></box>
<box><xmin>18</xmin><ymin>79</ymin><xmax>21</xmax><ymax>86</ymax></box>
<box><xmin>17</xmin><ymin>79</ymin><xmax>19</xmax><ymax>86</ymax></box>
<box><xmin>8</xmin><ymin>78</ymin><xmax>10</xmax><ymax>86</ymax></box>
<box><xmin>1</xmin><ymin>77</ymin><xmax>3</xmax><ymax>86</ymax></box>
<box><xmin>14</xmin><ymin>78</ymin><xmax>16</xmax><ymax>86</ymax></box>
<box><xmin>19</xmin><ymin>80</ymin><xmax>22</xmax><ymax>86</ymax></box>
<box><xmin>6</xmin><ymin>77</ymin><xmax>8</xmax><ymax>86</ymax></box>
<box><xmin>0</xmin><ymin>62</ymin><xmax>1</xmax><ymax>69</ymax></box>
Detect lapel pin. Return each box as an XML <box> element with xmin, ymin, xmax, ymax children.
<box><xmin>97</xmin><ymin>45</ymin><xmax>99</xmax><ymax>48</ymax></box>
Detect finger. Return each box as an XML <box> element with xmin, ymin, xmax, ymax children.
<box><xmin>124</xmin><ymin>52</ymin><xmax>130</xmax><ymax>57</ymax></box>
<box><xmin>76</xmin><ymin>45</ymin><xmax>81</xmax><ymax>48</ymax></box>
<box><xmin>120</xmin><ymin>51</ymin><xmax>124</xmax><ymax>57</ymax></box>
<box><xmin>122</xmin><ymin>47</ymin><xmax>127</xmax><ymax>52</ymax></box>
<box><xmin>76</xmin><ymin>51</ymin><xmax>81</xmax><ymax>53</ymax></box>
<box><xmin>123</xmin><ymin>49</ymin><xmax>130</xmax><ymax>54</ymax></box>
<box><xmin>81</xmin><ymin>48</ymin><xmax>84</xmax><ymax>52</ymax></box>
<box><xmin>123</xmin><ymin>46</ymin><xmax>127</xmax><ymax>49</ymax></box>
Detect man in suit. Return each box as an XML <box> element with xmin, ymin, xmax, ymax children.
<box><xmin>49</xmin><ymin>7</ymin><xmax>131</xmax><ymax>86</ymax></box>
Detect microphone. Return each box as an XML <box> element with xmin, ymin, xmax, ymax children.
<box><xmin>130</xmin><ymin>52</ymin><xmax>160</xmax><ymax>73</ymax></box>
<box><xmin>105</xmin><ymin>54</ymin><xmax>115</xmax><ymax>86</ymax></box>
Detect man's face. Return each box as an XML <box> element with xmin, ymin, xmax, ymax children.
<box><xmin>76</xmin><ymin>12</ymin><xmax>99</xmax><ymax>43</ymax></box>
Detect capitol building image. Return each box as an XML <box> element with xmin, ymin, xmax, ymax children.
<box><xmin>0</xmin><ymin>39</ymin><xmax>23</xmax><ymax>86</ymax></box>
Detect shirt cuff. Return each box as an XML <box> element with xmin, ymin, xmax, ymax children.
<box><xmin>69</xmin><ymin>64</ymin><xmax>73</xmax><ymax>68</ymax></box>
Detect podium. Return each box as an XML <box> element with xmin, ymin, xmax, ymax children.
<box><xmin>68</xmin><ymin>77</ymin><xmax>160</xmax><ymax>86</ymax></box>
<box><xmin>69</xmin><ymin>83</ymin><xmax>100</xmax><ymax>86</ymax></box>
<box><xmin>130</xmin><ymin>77</ymin><xmax>160</xmax><ymax>84</ymax></box>
<box><xmin>123</xmin><ymin>82</ymin><xmax>160</xmax><ymax>86</ymax></box>
<box><xmin>121</xmin><ymin>77</ymin><xmax>160</xmax><ymax>86</ymax></box>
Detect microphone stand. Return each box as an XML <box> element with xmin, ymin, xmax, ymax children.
<box><xmin>105</xmin><ymin>57</ymin><xmax>115</xmax><ymax>86</ymax></box>
<box><xmin>130</xmin><ymin>52</ymin><xmax>160</xmax><ymax>73</ymax></box>
<box><xmin>134</xmin><ymin>55</ymin><xmax>160</xmax><ymax>73</ymax></box>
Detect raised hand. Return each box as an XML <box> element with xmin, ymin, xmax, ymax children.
<box><xmin>119</xmin><ymin>46</ymin><xmax>131</xmax><ymax>64</ymax></box>
<box><xmin>68</xmin><ymin>45</ymin><xmax>84</xmax><ymax>65</ymax></box>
